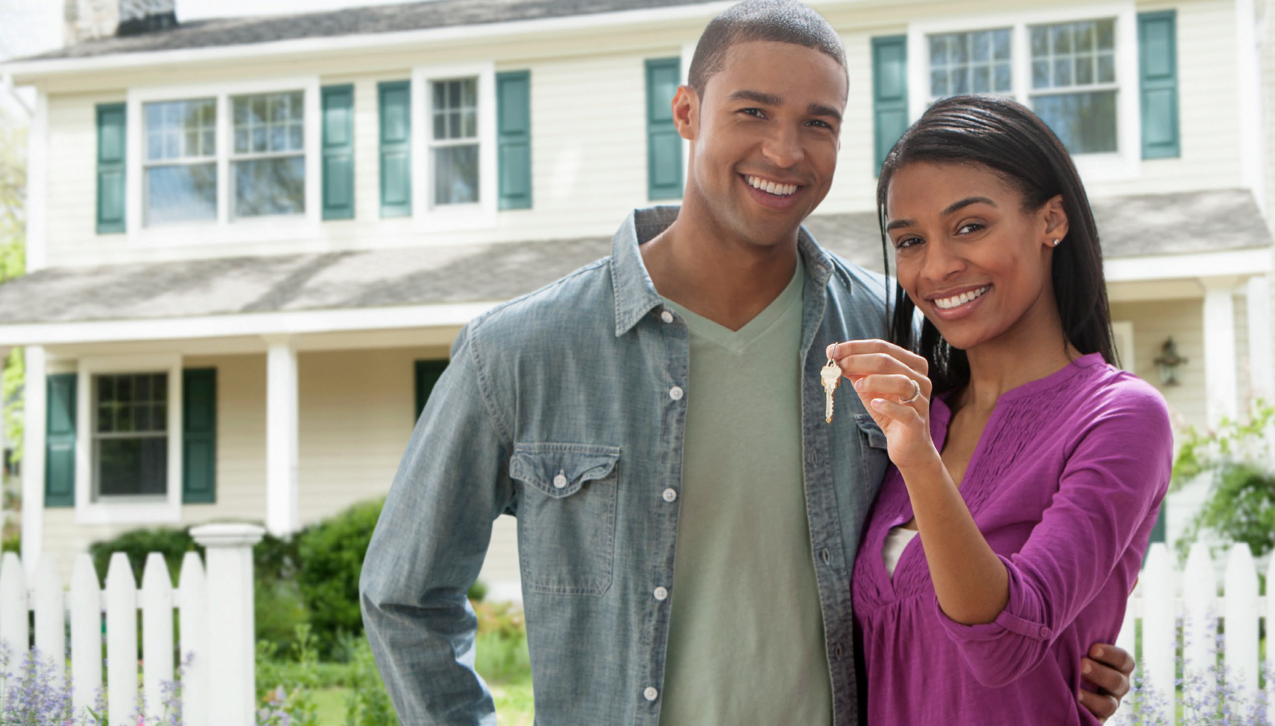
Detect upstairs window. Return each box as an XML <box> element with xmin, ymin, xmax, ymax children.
<box><xmin>1029</xmin><ymin>20</ymin><xmax>1117</xmax><ymax>154</ymax></box>
<box><xmin>232</xmin><ymin>91</ymin><xmax>306</xmax><ymax>217</ymax></box>
<box><xmin>429</xmin><ymin>78</ymin><xmax>480</xmax><ymax>207</ymax></box>
<box><xmin>143</xmin><ymin>99</ymin><xmax>217</xmax><ymax>225</ymax></box>
<box><xmin>928</xmin><ymin>29</ymin><xmax>1012</xmax><ymax>98</ymax></box>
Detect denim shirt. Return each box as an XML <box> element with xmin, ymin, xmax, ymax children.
<box><xmin>360</xmin><ymin>206</ymin><xmax>891</xmax><ymax>726</ymax></box>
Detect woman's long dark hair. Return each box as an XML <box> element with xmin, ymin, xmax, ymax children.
<box><xmin>877</xmin><ymin>94</ymin><xmax>1118</xmax><ymax>395</ymax></box>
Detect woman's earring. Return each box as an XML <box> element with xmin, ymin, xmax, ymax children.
<box><xmin>1052</xmin><ymin>238</ymin><xmax>1061</xmax><ymax>247</ymax></box>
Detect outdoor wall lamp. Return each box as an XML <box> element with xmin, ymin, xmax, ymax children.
<box><xmin>1154</xmin><ymin>337</ymin><xmax>1186</xmax><ymax>386</ymax></box>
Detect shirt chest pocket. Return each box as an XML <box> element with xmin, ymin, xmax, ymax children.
<box><xmin>510</xmin><ymin>442</ymin><xmax>621</xmax><ymax>596</ymax></box>
<box><xmin>856</xmin><ymin>414</ymin><xmax>890</xmax><ymax>500</ymax></box>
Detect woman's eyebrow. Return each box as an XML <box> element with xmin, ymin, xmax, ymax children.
<box><xmin>942</xmin><ymin>196</ymin><xmax>997</xmax><ymax>216</ymax></box>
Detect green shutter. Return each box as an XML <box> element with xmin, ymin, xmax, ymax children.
<box><xmin>645</xmin><ymin>58</ymin><xmax>683</xmax><ymax>200</ymax></box>
<box><xmin>45</xmin><ymin>374</ymin><xmax>76</xmax><ymax>507</ymax></box>
<box><xmin>96</xmin><ymin>104</ymin><xmax>126</xmax><ymax>234</ymax></box>
<box><xmin>872</xmin><ymin>36</ymin><xmax>909</xmax><ymax>174</ymax></box>
<box><xmin>496</xmin><ymin>71</ymin><xmax>532</xmax><ymax>210</ymax></box>
<box><xmin>414</xmin><ymin>360</ymin><xmax>449</xmax><ymax>421</ymax></box>
<box><xmin>182</xmin><ymin>368</ymin><xmax>216</xmax><ymax>504</ymax></box>
<box><xmin>379</xmin><ymin>81</ymin><xmax>412</xmax><ymax>218</ymax></box>
<box><xmin>1139</xmin><ymin>11</ymin><xmax>1179</xmax><ymax>159</ymax></box>
<box><xmin>321</xmin><ymin>85</ymin><xmax>355</xmax><ymax>220</ymax></box>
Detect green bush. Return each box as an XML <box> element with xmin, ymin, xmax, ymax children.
<box><xmin>472</xmin><ymin>601</ymin><xmax>530</xmax><ymax>685</ymax></box>
<box><xmin>89</xmin><ymin>527</ymin><xmax>200</xmax><ymax>583</ymax></box>
<box><xmin>344</xmin><ymin>637</ymin><xmax>396</xmax><ymax>726</ymax></box>
<box><xmin>257</xmin><ymin>577</ymin><xmax>311</xmax><ymax>654</ymax></box>
<box><xmin>295</xmin><ymin>498</ymin><xmax>385</xmax><ymax>656</ymax></box>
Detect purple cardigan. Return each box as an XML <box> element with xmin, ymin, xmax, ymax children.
<box><xmin>851</xmin><ymin>353</ymin><xmax>1172</xmax><ymax>724</ymax></box>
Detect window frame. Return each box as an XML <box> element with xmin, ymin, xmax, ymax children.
<box><xmin>411</xmin><ymin>62</ymin><xmax>498</xmax><ymax>232</ymax></box>
<box><xmin>126</xmin><ymin>76</ymin><xmax>322</xmax><ymax>248</ymax></box>
<box><xmin>75</xmin><ymin>354</ymin><xmax>183</xmax><ymax>525</ymax></box>
<box><xmin>906</xmin><ymin>3</ymin><xmax>1140</xmax><ymax>181</ymax></box>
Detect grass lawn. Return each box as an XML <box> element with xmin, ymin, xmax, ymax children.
<box><xmin>312</xmin><ymin>681</ymin><xmax>535</xmax><ymax>725</ymax></box>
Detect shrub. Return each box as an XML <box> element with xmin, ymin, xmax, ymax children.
<box><xmin>343</xmin><ymin>637</ymin><xmax>396</xmax><ymax>726</ymax></box>
<box><xmin>295</xmin><ymin>498</ymin><xmax>385</xmax><ymax>656</ymax></box>
<box><xmin>256</xmin><ymin>578</ymin><xmax>310</xmax><ymax>655</ymax></box>
<box><xmin>472</xmin><ymin>601</ymin><xmax>530</xmax><ymax>685</ymax></box>
<box><xmin>89</xmin><ymin>527</ymin><xmax>200</xmax><ymax>584</ymax></box>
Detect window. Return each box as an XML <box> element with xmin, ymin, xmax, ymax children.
<box><xmin>143</xmin><ymin>99</ymin><xmax>217</xmax><ymax>225</ymax></box>
<box><xmin>429</xmin><ymin>78</ymin><xmax>479</xmax><ymax>206</ymax></box>
<box><xmin>909</xmin><ymin>7</ymin><xmax>1139</xmax><ymax>177</ymax></box>
<box><xmin>93</xmin><ymin>372</ymin><xmax>168</xmax><ymax>499</ymax></box>
<box><xmin>1029</xmin><ymin>20</ymin><xmax>1117</xmax><ymax>153</ymax></box>
<box><xmin>232</xmin><ymin>91</ymin><xmax>306</xmax><ymax>217</ymax></box>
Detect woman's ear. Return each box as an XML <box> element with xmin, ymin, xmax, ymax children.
<box><xmin>1043</xmin><ymin>194</ymin><xmax>1069</xmax><ymax>247</ymax></box>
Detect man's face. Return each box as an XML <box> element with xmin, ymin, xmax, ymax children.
<box><xmin>678</xmin><ymin>40</ymin><xmax>847</xmax><ymax>248</ymax></box>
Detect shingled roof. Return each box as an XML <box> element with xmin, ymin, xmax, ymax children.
<box><xmin>18</xmin><ymin>0</ymin><xmax>714</xmax><ymax>62</ymax></box>
<box><xmin>0</xmin><ymin>189</ymin><xmax>1265</xmax><ymax>328</ymax></box>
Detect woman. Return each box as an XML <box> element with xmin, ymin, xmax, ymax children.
<box><xmin>829</xmin><ymin>95</ymin><xmax>1171</xmax><ymax>723</ymax></box>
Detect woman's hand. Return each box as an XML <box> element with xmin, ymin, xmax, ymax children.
<box><xmin>827</xmin><ymin>340</ymin><xmax>938</xmax><ymax>471</ymax></box>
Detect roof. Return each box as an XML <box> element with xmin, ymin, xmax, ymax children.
<box><xmin>17</xmin><ymin>0</ymin><xmax>712</xmax><ymax>62</ymax></box>
<box><xmin>0</xmin><ymin>189</ymin><xmax>1266</xmax><ymax>328</ymax></box>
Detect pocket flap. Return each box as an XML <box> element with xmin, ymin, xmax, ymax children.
<box><xmin>855</xmin><ymin>414</ymin><xmax>888</xmax><ymax>450</ymax></box>
<box><xmin>510</xmin><ymin>442</ymin><xmax>621</xmax><ymax>498</ymax></box>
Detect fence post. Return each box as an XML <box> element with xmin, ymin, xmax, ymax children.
<box><xmin>0</xmin><ymin>552</ymin><xmax>28</xmax><ymax>658</ymax></box>
<box><xmin>106</xmin><ymin>553</ymin><xmax>139</xmax><ymax>726</ymax></box>
<box><xmin>1141</xmin><ymin>543</ymin><xmax>1177</xmax><ymax>724</ymax></box>
<box><xmin>1223</xmin><ymin>544</ymin><xmax>1259</xmax><ymax>712</ymax></box>
<box><xmin>191</xmin><ymin>523</ymin><xmax>264</xmax><ymax>726</ymax></box>
<box><xmin>1182</xmin><ymin>541</ymin><xmax>1216</xmax><ymax>721</ymax></box>
<box><xmin>180</xmin><ymin>550</ymin><xmax>209</xmax><ymax>726</ymax></box>
<box><xmin>33</xmin><ymin>556</ymin><xmax>65</xmax><ymax>689</ymax></box>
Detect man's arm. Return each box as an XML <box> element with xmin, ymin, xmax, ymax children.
<box><xmin>360</xmin><ymin>326</ymin><xmax>515</xmax><ymax>724</ymax></box>
<box><xmin>1079</xmin><ymin>643</ymin><xmax>1135</xmax><ymax>722</ymax></box>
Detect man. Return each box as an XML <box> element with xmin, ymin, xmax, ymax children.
<box><xmin>360</xmin><ymin>2</ymin><xmax>1134</xmax><ymax>723</ymax></box>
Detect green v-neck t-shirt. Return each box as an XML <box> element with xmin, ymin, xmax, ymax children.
<box><xmin>657</xmin><ymin>258</ymin><xmax>833</xmax><ymax>725</ymax></box>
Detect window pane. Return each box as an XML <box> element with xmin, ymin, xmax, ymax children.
<box><xmin>233</xmin><ymin>91</ymin><xmax>304</xmax><ymax>155</ymax></box>
<box><xmin>144</xmin><ymin>99</ymin><xmax>215</xmax><ymax>161</ymax></box>
<box><xmin>1032</xmin><ymin>90</ymin><xmax>1117</xmax><ymax>154</ymax></box>
<box><xmin>993</xmin><ymin>29</ymin><xmax>1011</xmax><ymax>60</ymax></box>
<box><xmin>930</xmin><ymin>36</ymin><xmax>948</xmax><ymax>65</ymax></box>
<box><xmin>145</xmin><ymin>163</ymin><xmax>217</xmax><ymax>225</ymax></box>
<box><xmin>1097</xmin><ymin>54</ymin><xmax>1115</xmax><ymax>83</ymax></box>
<box><xmin>994</xmin><ymin>62</ymin><xmax>1012</xmax><ymax>92</ymax></box>
<box><xmin>97</xmin><ymin>404</ymin><xmax>113</xmax><ymax>433</ymax></box>
<box><xmin>1053</xmin><ymin>58</ymin><xmax>1073</xmax><ymax>87</ymax></box>
<box><xmin>929</xmin><ymin>30</ymin><xmax>1010</xmax><ymax>99</ymax></box>
<box><xmin>972</xmin><ymin>65</ymin><xmax>990</xmax><ymax>93</ymax></box>
<box><xmin>1076</xmin><ymin>21</ymin><xmax>1095</xmax><ymax>52</ymax></box>
<box><xmin>1032</xmin><ymin>19</ymin><xmax>1116</xmax><ymax>89</ymax></box>
<box><xmin>431</xmin><ymin>78</ymin><xmax>478</xmax><ymax>140</ymax></box>
<box><xmin>972</xmin><ymin>32</ymin><xmax>990</xmax><ymax>62</ymax></box>
<box><xmin>1077</xmin><ymin>57</ymin><xmax>1094</xmax><ymax>85</ymax></box>
<box><xmin>433</xmin><ymin>144</ymin><xmax>479</xmax><ymax>206</ymax></box>
<box><xmin>931</xmin><ymin>70</ymin><xmax>949</xmax><ymax>97</ymax></box>
<box><xmin>1097</xmin><ymin>21</ymin><xmax>1114</xmax><ymax>50</ymax></box>
<box><xmin>97</xmin><ymin>437</ymin><xmax>167</xmax><ymax>497</ymax></box>
<box><xmin>234</xmin><ymin>156</ymin><xmax>306</xmax><ymax>217</ymax></box>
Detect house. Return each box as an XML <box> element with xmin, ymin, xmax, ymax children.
<box><xmin>0</xmin><ymin>0</ymin><xmax>1269</xmax><ymax>599</ymax></box>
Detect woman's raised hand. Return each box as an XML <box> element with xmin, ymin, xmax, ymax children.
<box><xmin>827</xmin><ymin>340</ymin><xmax>938</xmax><ymax>471</ymax></box>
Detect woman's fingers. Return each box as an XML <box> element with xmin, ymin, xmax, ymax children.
<box><xmin>827</xmin><ymin>340</ymin><xmax>929</xmax><ymax>377</ymax></box>
<box><xmin>852</xmin><ymin>374</ymin><xmax>925</xmax><ymax>404</ymax></box>
<box><xmin>867</xmin><ymin>396</ymin><xmax>925</xmax><ymax>424</ymax></box>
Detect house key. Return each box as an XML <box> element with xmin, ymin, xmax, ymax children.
<box><xmin>821</xmin><ymin>356</ymin><xmax>842</xmax><ymax>424</ymax></box>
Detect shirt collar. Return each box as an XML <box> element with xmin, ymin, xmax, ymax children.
<box><xmin>610</xmin><ymin>205</ymin><xmax>838</xmax><ymax>337</ymax></box>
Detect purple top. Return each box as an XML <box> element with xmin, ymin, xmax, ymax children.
<box><xmin>851</xmin><ymin>353</ymin><xmax>1172</xmax><ymax>725</ymax></box>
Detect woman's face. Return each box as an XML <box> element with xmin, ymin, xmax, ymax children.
<box><xmin>884</xmin><ymin>161</ymin><xmax>1068</xmax><ymax>352</ymax></box>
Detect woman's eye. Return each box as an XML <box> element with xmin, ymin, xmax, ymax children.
<box><xmin>957</xmin><ymin>222</ymin><xmax>984</xmax><ymax>235</ymax></box>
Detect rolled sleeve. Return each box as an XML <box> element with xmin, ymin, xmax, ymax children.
<box><xmin>937</xmin><ymin>382</ymin><xmax>1172</xmax><ymax>689</ymax></box>
<box><xmin>359</xmin><ymin>324</ymin><xmax>515</xmax><ymax>725</ymax></box>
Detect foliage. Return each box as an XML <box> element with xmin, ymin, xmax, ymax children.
<box><xmin>1170</xmin><ymin>401</ymin><xmax>1275</xmax><ymax>561</ymax></box>
<box><xmin>256</xmin><ymin>624</ymin><xmax>320</xmax><ymax>726</ymax></box>
<box><xmin>256</xmin><ymin>577</ymin><xmax>311</xmax><ymax>655</ymax></box>
<box><xmin>0</xmin><ymin>111</ymin><xmax>26</xmax><ymax>461</ymax></box>
<box><xmin>294</xmin><ymin>498</ymin><xmax>384</xmax><ymax>657</ymax></box>
<box><xmin>0</xmin><ymin>643</ymin><xmax>74</xmax><ymax>724</ymax></box>
<box><xmin>89</xmin><ymin>527</ymin><xmax>201</xmax><ymax>584</ymax></box>
<box><xmin>472</xmin><ymin>601</ymin><xmax>531</xmax><ymax>685</ymax></box>
<box><xmin>342</xmin><ymin>638</ymin><xmax>396</xmax><ymax>726</ymax></box>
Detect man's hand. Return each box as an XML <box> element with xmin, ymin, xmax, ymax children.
<box><xmin>1078</xmin><ymin>643</ymin><xmax>1135</xmax><ymax>722</ymax></box>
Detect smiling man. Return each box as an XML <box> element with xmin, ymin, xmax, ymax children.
<box><xmin>359</xmin><ymin>2</ymin><xmax>1133</xmax><ymax>724</ymax></box>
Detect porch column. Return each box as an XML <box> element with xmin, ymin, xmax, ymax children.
<box><xmin>1246</xmin><ymin>275</ymin><xmax>1273</xmax><ymax>401</ymax></box>
<box><xmin>265</xmin><ymin>337</ymin><xmax>299</xmax><ymax>536</ymax></box>
<box><xmin>20</xmin><ymin>346</ymin><xmax>45</xmax><ymax>573</ymax></box>
<box><xmin>1201</xmin><ymin>277</ymin><xmax>1241</xmax><ymax>424</ymax></box>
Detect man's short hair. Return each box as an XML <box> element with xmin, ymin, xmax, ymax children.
<box><xmin>688</xmin><ymin>0</ymin><xmax>848</xmax><ymax>97</ymax></box>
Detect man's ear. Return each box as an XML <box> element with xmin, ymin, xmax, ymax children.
<box><xmin>673</xmin><ymin>85</ymin><xmax>697</xmax><ymax>141</ymax></box>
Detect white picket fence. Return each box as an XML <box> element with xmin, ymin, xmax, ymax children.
<box><xmin>0</xmin><ymin>523</ymin><xmax>263</xmax><ymax>726</ymax></box>
<box><xmin>1114</xmin><ymin>541</ymin><xmax>1273</xmax><ymax>723</ymax></box>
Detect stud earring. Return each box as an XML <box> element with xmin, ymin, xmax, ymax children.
<box><xmin>1052</xmin><ymin>238</ymin><xmax>1061</xmax><ymax>247</ymax></box>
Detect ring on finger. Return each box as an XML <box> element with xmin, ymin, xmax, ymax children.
<box><xmin>902</xmin><ymin>379</ymin><xmax>922</xmax><ymax>404</ymax></box>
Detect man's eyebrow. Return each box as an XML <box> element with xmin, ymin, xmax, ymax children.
<box><xmin>809</xmin><ymin>103</ymin><xmax>842</xmax><ymax>122</ymax></box>
<box><xmin>728</xmin><ymin>89</ymin><xmax>782</xmax><ymax>106</ymax></box>
<box><xmin>942</xmin><ymin>196</ymin><xmax>997</xmax><ymax>216</ymax></box>
<box><xmin>885</xmin><ymin>218</ymin><xmax>914</xmax><ymax>232</ymax></box>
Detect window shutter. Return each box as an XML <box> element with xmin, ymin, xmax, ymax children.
<box><xmin>871</xmin><ymin>36</ymin><xmax>909</xmax><ymax>175</ymax></box>
<box><xmin>414</xmin><ymin>360</ymin><xmax>448</xmax><ymax>421</ymax></box>
<box><xmin>496</xmin><ymin>71</ymin><xmax>532</xmax><ymax>210</ymax></box>
<box><xmin>182</xmin><ymin>368</ymin><xmax>217</xmax><ymax>504</ymax></box>
<box><xmin>1138</xmin><ymin>11</ymin><xmax>1179</xmax><ymax>159</ymax></box>
<box><xmin>321</xmin><ymin>85</ymin><xmax>355</xmax><ymax>220</ymax></box>
<box><xmin>96</xmin><ymin>104</ymin><xmax>127</xmax><ymax>234</ymax></box>
<box><xmin>379</xmin><ymin>81</ymin><xmax>412</xmax><ymax>218</ymax></box>
<box><xmin>645</xmin><ymin>58</ymin><xmax>683</xmax><ymax>201</ymax></box>
<box><xmin>45</xmin><ymin>374</ymin><xmax>76</xmax><ymax>507</ymax></box>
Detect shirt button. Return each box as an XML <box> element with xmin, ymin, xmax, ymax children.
<box><xmin>1039</xmin><ymin>626</ymin><xmax>1051</xmax><ymax>638</ymax></box>
<box><xmin>553</xmin><ymin>473</ymin><xmax>568</xmax><ymax>489</ymax></box>
<box><xmin>833</xmin><ymin>644</ymin><xmax>843</xmax><ymax>659</ymax></box>
<box><xmin>654</xmin><ymin>587</ymin><xmax>669</xmax><ymax>601</ymax></box>
<box><xmin>669</xmin><ymin>386</ymin><xmax>684</xmax><ymax>400</ymax></box>
<box><xmin>644</xmin><ymin>687</ymin><xmax>659</xmax><ymax>701</ymax></box>
<box><xmin>821</xmin><ymin>549</ymin><xmax>831</xmax><ymax>565</ymax></box>
<box><xmin>660</xmin><ymin>310</ymin><xmax>674</xmax><ymax>324</ymax></box>
<box><xmin>662</xmin><ymin>488</ymin><xmax>678</xmax><ymax>503</ymax></box>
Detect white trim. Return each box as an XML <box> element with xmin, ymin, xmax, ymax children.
<box><xmin>1103</xmin><ymin>248</ymin><xmax>1273</xmax><ymax>283</ymax></box>
<box><xmin>20</xmin><ymin>346</ymin><xmax>45</xmax><ymax>576</ymax></box>
<box><xmin>2</xmin><ymin>2</ymin><xmax>743</xmax><ymax>83</ymax></box>
<box><xmin>26</xmin><ymin>90</ymin><xmax>46</xmax><ymax>272</ymax></box>
<box><xmin>1237</xmin><ymin>0</ymin><xmax>1266</xmax><ymax>215</ymax></box>
<box><xmin>75</xmin><ymin>354</ymin><xmax>184</xmax><ymax>526</ymax></box>
<box><xmin>126</xmin><ymin>76</ymin><xmax>322</xmax><ymax>248</ymax></box>
<box><xmin>0</xmin><ymin>301</ymin><xmax>499</xmax><ymax>347</ymax></box>
<box><xmin>1200</xmin><ymin>277</ymin><xmax>1241</xmax><ymax>424</ymax></box>
<box><xmin>906</xmin><ymin>3</ymin><xmax>1140</xmax><ymax>182</ymax></box>
<box><xmin>265</xmin><ymin>337</ymin><xmax>299</xmax><ymax>536</ymax></box>
<box><xmin>412</xmin><ymin>63</ymin><xmax>497</xmax><ymax>232</ymax></box>
<box><xmin>1111</xmin><ymin>320</ymin><xmax>1134</xmax><ymax>372</ymax></box>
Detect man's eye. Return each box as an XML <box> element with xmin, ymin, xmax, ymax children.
<box><xmin>740</xmin><ymin>108</ymin><xmax>766</xmax><ymax>118</ymax></box>
<box><xmin>807</xmin><ymin>119</ymin><xmax>833</xmax><ymax>129</ymax></box>
<box><xmin>895</xmin><ymin>237</ymin><xmax>921</xmax><ymax>250</ymax></box>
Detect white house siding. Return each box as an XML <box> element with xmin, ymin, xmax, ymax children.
<box><xmin>1110</xmin><ymin>298</ymin><xmax>1208</xmax><ymax>429</ymax></box>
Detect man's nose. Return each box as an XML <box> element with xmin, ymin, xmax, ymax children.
<box><xmin>761</xmin><ymin>125</ymin><xmax>804</xmax><ymax>169</ymax></box>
